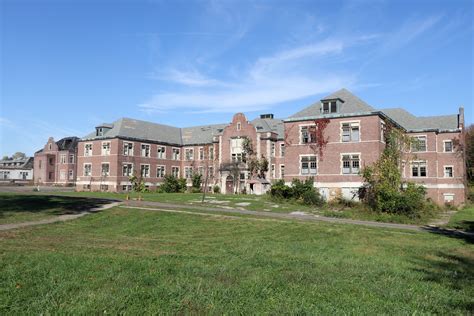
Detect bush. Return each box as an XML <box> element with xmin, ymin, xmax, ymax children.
<box><xmin>161</xmin><ymin>175</ymin><xmax>187</xmax><ymax>193</ymax></box>
<box><xmin>269</xmin><ymin>178</ymin><xmax>325</xmax><ymax>207</ymax></box>
<box><xmin>302</xmin><ymin>189</ymin><xmax>324</xmax><ymax>206</ymax></box>
<box><xmin>191</xmin><ymin>187</ymin><xmax>201</xmax><ymax>193</ymax></box>
<box><xmin>192</xmin><ymin>174</ymin><xmax>202</xmax><ymax>190</ymax></box>
<box><xmin>270</xmin><ymin>180</ymin><xmax>292</xmax><ymax>199</ymax></box>
<box><xmin>213</xmin><ymin>185</ymin><xmax>220</xmax><ymax>194</ymax></box>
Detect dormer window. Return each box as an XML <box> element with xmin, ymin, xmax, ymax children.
<box><xmin>96</xmin><ymin>128</ymin><xmax>104</xmax><ymax>136</ymax></box>
<box><xmin>322</xmin><ymin>101</ymin><xmax>337</xmax><ymax>114</ymax></box>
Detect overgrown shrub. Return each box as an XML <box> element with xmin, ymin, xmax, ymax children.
<box><xmin>302</xmin><ymin>189</ymin><xmax>324</xmax><ymax>206</ymax></box>
<box><xmin>269</xmin><ymin>177</ymin><xmax>324</xmax><ymax>206</ymax></box>
<box><xmin>161</xmin><ymin>175</ymin><xmax>187</xmax><ymax>193</ymax></box>
<box><xmin>192</xmin><ymin>174</ymin><xmax>202</xmax><ymax>190</ymax></box>
<box><xmin>213</xmin><ymin>185</ymin><xmax>220</xmax><ymax>194</ymax></box>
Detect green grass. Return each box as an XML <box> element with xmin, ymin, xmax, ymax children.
<box><xmin>32</xmin><ymin>191</ymin><xmax>441</xmax><ymax>224</ymax></box>
<box><xmin>1</xmin><ymin>206</ymin><xmax>473</xmax><ymax>314</ymax></box>
<box><xmin>0</xmin><ymin>193</ymin><xmax>112</xmax><ymax>224</ymax></box>
<box><xmin>445</xmin><ymin>206</ymin><xmax>474</xmax><ymax>232</ymax></box>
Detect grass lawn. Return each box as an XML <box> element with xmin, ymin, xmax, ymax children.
<box><xmin>34</xmin><ymin>191</ymin><xmax>442</xmax><ymax>224</ymax></box>
<box><xmin>0</xmin><ymin>193</ymin><xmax>113</xmax><ymax>224</ymax></box>
<box><xmin>445</xmin><ymin>206</ymin><xmax>474</xmax><ymax>232</ymax></box>
<box><xmin>1</xmin><ymin>205</ymin><xmax>473</xmax><ymax>314</ymax></box>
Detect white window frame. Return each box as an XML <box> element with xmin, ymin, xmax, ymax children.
<box><xmin>271</xmin><ymin>164</ymin><xmax>275</xmax><ymax>178</ymax></box>
<box><xmin>411</xmin><ymin>160</ymin><xmax>427</xmax><ymax>178</ymax></box>
<box><xmin>300</xmin><ymin>155</ymin><xmax>317</xmax><ymax>175</ymax></box>
<box><xmin>157</xmin><ymin>146</ymin><xmax>166</xmax><ymax>159</ymax></box>
<box><xmin>340</xmin><ymin>121</ymin><xmax>360</xmax><ymax>143</ymax></box>
<box><xmin>280</xmin><ymin>143</ymin><xmax>285</xmax><ymax>157</ymax></box>
<box><xmin>199</xmin><ymin>147</ymin><xmax>204</xmax><ymax>160</ymax></box>
<box><xmin>123</xmin><ymin>142</ymin><xmax>134</xmax><ymax>156</ymax></box>
<box><xmin>101</xmin><ymin>163</ymin><xmax>110</xmax><ymax>176</ymax></box>
<box><xmin>380</xmin><ymin>121</ymin><xmax>386</xmax><ymax>143</ymax></box>
<box><xmin>171</xmin><ymin>166</ymin><xmax>180</xmax><ymax>178</ymax></box>
<box><xmin>102</xmin><ymin>141</ymin><xmax>111</xmax><ymax>156</ymax></box>
<box><xmin>140</xmin><ymin>164</ymin><xmax>150</xmax><ymax>178</ymax></box>
<box><xmin>185</xmin><ymin>148</ymin><xmax>194</xmax><ymax>161</ymax></box>
<box><xmin>156</xmin><ymin>165</ymin><xmax>166</xmax><ymax>178</ymax></box>
<box><xmin>69</xmin><ymin>154</ymin><xmax>75</xmax><ymax>164</ymax></box>
<box><xmin>270</xmin><ymin>142</ymin><xmax>275</xmax><ymax>157</ymax></box>
<box><xmin>122</xmin><ymin>163</ymin><xmax>134</xmax><ymax>177</ymax></box>
<box><xmin>209</xmin><ymin>147</ymin><xmax>214</xmax><ymax>160</ymax></box>
<box><xmin>84</xmin><ymin>143</ymin><xmax>93</xmax><ymax>156</ymax></box>
<box><xmin>141</xmin><ymin>144</ymin><xmax>151</xmax><ymax>158</ymax></box>
<box><xmin>299</xmin><ymin>124</ymin><xmax>316</xmax><ymax>144</ymax></box>
<box><xmin>68</xmin><ymin>169</ymin><xmax>74</xmax><ymax>180</ymax></box>
<box><xmin>411</xmin><ymin>135</ymin><xmax>427</xmax><ymax>152</ymax></box>
<box><xmin>185</xmin><ymin>166</ymin><xmax>193</xmax><ymax>179</ymax></box>
<box><xmin>444</xmin><ymin>165</ymin><xmax>454</xmax><ymax>178</ymax></box>
<box><xmin>443</xmin><ymin>140</ymin><xmax>453</xmax><ymax>153</ymax></box>
<box><xmin>83</xmin><ymin>163</ymin><xmax>92</xmax><ymax>176</ymax></box>
<box><xmin>341</xmin><ymin>153</ymin><xmax>361</xmax><ymax>175</ymax></box>
<box><xmin>60</xmin><ymin>154</ymin><xmax>66</xmax><ymax>164</ymax></box>
<box><xmin>172</xmin><ymin>148</ymin><xmax>180</xmax><ymax>160</ymax></box>
<box><xmin>280</xmin><ymin>164</ymin><xmax>285</xmax><ymax>178</ymax></box>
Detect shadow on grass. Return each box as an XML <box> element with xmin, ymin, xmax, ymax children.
<box><xmin>412</xmin><ymin>251</ymin><xmax>474</xmax><ymax>313</ymax></box>
<box><xmin>421</xmin><ymin>226</ymin><xmax>474</xmax><ymax>244</ymax></box>
<box><xmin>0</xmin><ymin>195</ymin><xmax>116</xmax><ymax>219</ymax></box>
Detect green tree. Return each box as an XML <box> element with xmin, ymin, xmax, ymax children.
<box><xmin>465</xmin><ymin>124</ymin><xmax>474</xmax><ymax>182</ymax></box>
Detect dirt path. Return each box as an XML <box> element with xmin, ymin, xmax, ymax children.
<box><xmin>0</xmin><ymin>202</ymin><xmax>121</xmax><ymax>231</ymax></box>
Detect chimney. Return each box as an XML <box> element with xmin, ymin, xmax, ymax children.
<box><xmin>260</xmin><ymin>113</ymin><xmax>274</xmax><ymax>119</ymax></box>
<box><xmin>458</xmin><ymin>106</ymin><xmax>464</xmax><ymax>130</ymax></box>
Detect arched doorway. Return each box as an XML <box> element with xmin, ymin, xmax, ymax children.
<box><xmin>225</xmin><ymin>175</ymin><xmax>234</xmax><ymax>194</ymax></box>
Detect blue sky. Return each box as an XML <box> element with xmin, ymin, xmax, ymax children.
<box><xmin>1</xmin><ymin>0</ymin><xmax>473</xmax><ymax>156</ymax></box>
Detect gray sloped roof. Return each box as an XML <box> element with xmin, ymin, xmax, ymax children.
<box><xmin>251</xmin><ymin>118</ymin><xmax>284</xmax><ymax>139</ymax></box>
<box><xmin>381</xmin><ymin>108</ymin><xmax>459</xmax><ymax>131</ymax></box>
<box><xmin>288</xmin><ymin>88</ymin><xmax>375</xmax><ymax>120</ymax></box>
<box><xmin>181</xmin><ymin>124</ymin><xmax>228</xmax><ymax>145</ymax></box>
<box><xmin>82</xmin><ymin>118</ymin><xmax>183</xmax><ymax>145</ymax></box>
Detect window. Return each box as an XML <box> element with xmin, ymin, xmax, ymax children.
<box><xmin>280</xmin><ymin>143</ymin><xmax>285</xmax><ymax>157</ymax></box>
<box><xmin>209</xmin><ymin>147</ymin><xmax>214</xmax><ymax>160</ymax></box>
<box><xmin>342</xmin><ymin>154</ymin><xmax>360</xmax><ymax>174</ymax></box>
<box><xmin>301</xmin><ymin>156</ymin><xmax>317</xmax><ymax>175</ymax></box>
<box><xmin>84</xmin><ymin>144</ymin><xmax>92</xmax><ymax>156</ymax></box>
<box><xmin>157</xmin><ymin>166</ymin><xmax>165</xmax><ymax>178</ymax></box>
<box><xmin>48</xmin><ymin>143</ymin><xmax>52</xmax><ymax>150</ymax></box>
<box><xmin>381</xmin><ymin>121</ymin><xmax>386</xmax><ymax>142</ymax></box>
<box><xmin>271</xmin><ymin>164</ymin><xmax>275</xmax><ymax>178</ymax></box>
<box><xmin>231</xmin><ymin>138</ymin><xmax>245</xmax><ymax>162</ymax></box>
<box><xmin>122</xmin><ymin>163</ymin><xmax>133</xmax><ymax>176</ymax></box>
<box><xmin>411</xmin><ymin>161</ymin><xmax>427</xmax><ymax>177</ymax></box>
<box><xmin>49</xmin><ymin>157</ymin><xmax>54</xmax><ymax>165</ymax></box>
<box><xmin>123</xmin><ymin>142</ymin><xmax>133</xmax><ymax>156</ymax></box>
<box><xmin>443</xmin><ymin>194</ymin><xmax>454</xmax><ymax>204</ymax></box>
<box><xmin>60</xmin><ymin>154</ymin><xmax>66</xmax><ymax>164</ymax></box>
<box><xmin>83</xmin><ymin>164</ymin><xmax>92</xmax><ymax>176</ymax></box>
<box><xmin>171</xmin><ymin>166</ymin><xmax>180</xmax><ymax>178</ymax></box>
<box><xmin>122</xmin><ymin>185</ymin><xmax>132</xmax><ymax>192</ymax></box>
<box><xmin>101</xmin><ymin>163</ymin><xmax>110</xmax><ymax>176</ymax></box>
<box><xmin>322</xmin><ymin>101</ymin><xmax>337</xmax><ymax>114</ymax></box>
<box><xmin>100</xmin><ymin>184</ymin><xmax>109</xmax><ymax>191</ymax></box>
<box><xmin>199</xmin><ymin>147</ymin><xmax>204</xmax><ymax>160</ymax></box>
<box><xmin>60</xmin><ymin>171</ymin><xmax>66</xmax><ymax>180</ymax></box>
<box><xmin>140</xmin><ymin>164</ymin><xmax>150</xmax><ymax>178</ymax></box>
<box><xmin>185</xmin><ymin>148</ymin><xmax>194</xmax><ymax>160</ymax></box>
<box><xmin>444</xmin><ymin>166</ymin><xmax>453</xmax><ymax>178</ymax></box>
<box><xmin>69</xmin><ymin>154</ymin><xmax>74</xmax><ymax>164</ymax></box>
<box><xmin>301</xmin><ymin>126</ymin><xmax>315</xmax><ymax>144</ymax></box>
<box><xmin>157</xmin><ymin>146</ymin><xmax>166</xmax><ymax>159</ymax></box>
<box><xmin>172</xmin><ymin>148</ymin><xmax>180</xmax><ymax>160</ymax></box>
<box><xmin>0</xmin><ymin>171</ymin><xmax>10</xmax><ymax>179</ymax></box>
<box><xmin>411</xmin><ymin>136</ymin><xmax>427</xmax><ymax>152</ymax></box>
<box><xmin>49</xmin><ymin>172</ymin><xmax>53</xmax><ymax>180</ymax></box>
<box><xmin>198</xmin><ymin>166</ymin><xmax>204</xmax><ymax>176</ymax></box>
<box><xmin>444</xmin><ymin>141</ymin><xmax>453</xmax><ymax>153</ymax></box>
<box><xmin>102</xmin><ymin>142</ymin><xmax>111</xmax><ymax>156</ymax></box>
<box><xmin>280</xmin><ymin>165</ymin><xmax>285</xmax><ymax>178</ymax></box>
<box><xmin>208</xmin><ymin>166</ymin><xmax>214</xmax><ymax>177</ymax></box>
<box><xmin>271</xmin><ymin>143</ymin><xmax>275</xmax><ymax>157</ymax></box>
<box><xmin>83</xmin><ymin>184</ymin><xmax>91</xmax><ymax>190</ymax></box>
<box><xmin>68</xmin><ymin>170</ymin><xmax>74</xmax><ymax>180</ymax></box>
<box><xmin>237</xmin><ymin>122</ymin><xmax>241</xmax><ymax>131</ymax></box>
<box><xmin>185</xmin><ymin>167</ymin><xmax>193</xmax><ymax>179</ymax></box>
<box><xmin>96</xmin><ymin>127</ymin><xmax>104</xmax><ymax>136</ymax></box>
<box><xmin>141</xmin><ymin>144</ymin><xmax>150</xmax><ymax>157</ymax></box>
<box><xmin>342</xmin><ymin>122</ymin><xmax>360</xmax><ymax>142</ymax></box>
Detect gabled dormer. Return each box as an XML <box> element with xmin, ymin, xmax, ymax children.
<box><xmin>320</xmin><ymin>97</ymin><xmax>344</xmax><ymax>114</ymax></box>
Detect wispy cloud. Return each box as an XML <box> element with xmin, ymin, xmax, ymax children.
<box><xmin>0</xmin><ymin>117</ymin><xmax>14</xmax><ymax>128</ymax></box>
<box><xmin>140</xmin><ymin>37</ymin><xmax>360</xmax><ymax>113</ymax></box>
